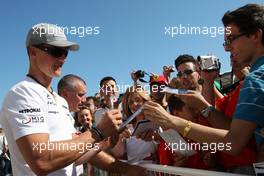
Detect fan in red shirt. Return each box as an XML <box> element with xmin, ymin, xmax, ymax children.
<box><xmin>158</xmin><ymin>95</ymin><xmax>217</xmax><ymax>170</ymax></box>
<box><xmin>215</xmin><ymin>65</ymin><xmax>257</xmax><ymax>171</ymax></box>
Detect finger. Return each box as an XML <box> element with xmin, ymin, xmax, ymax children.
<box><xmin>109</xmin><ymin>109</ymin><xmax>120</xmax><ymax>115</ymax></box>
<box><xmin>113</xmin><ymin>115</ymin><xmax>122</xmax><ymax>121</ymax></box>
<box><xmin>145</xmin><ymin>101</ymin><xmax>160</xmax><ymax>107</ymax></box>
<box><xmin>122</xmin><ymin>130</ymin><xmax>131</xmax><ymax>138</ymax></box>
<box><xmin>142</xmin><ymin>112</ymin><xmax>152</xmax><ymax>121</ymax></box>
<box><xmin>142</xmin><ymin>102</ymin><xmax>159</xmax><ymax>111</ymax></box>
<box><xmin>116</xmin><ymin>119</ymin><xmax>122</xmax><ymax>126</ymax></box>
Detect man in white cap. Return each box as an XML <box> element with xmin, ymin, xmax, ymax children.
<box><xmin>0</xmin><ymin>23</ymin><xmax>143</xmax><ymax>176</ymax></box>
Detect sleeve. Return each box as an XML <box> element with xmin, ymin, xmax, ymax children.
<box><xmin>215</xmin><ymin>95</ymin><xmax>228</xmax><ymax>112</ymax></box>
<box><xmin>4</xmin><ymin>89</ymin><xmax>50</xmax><ymax>140</ymax></box>
<box><xmin>234</xmin><ymin>71</ymin><xmax>264</xmax><ymax>126</ymax></box>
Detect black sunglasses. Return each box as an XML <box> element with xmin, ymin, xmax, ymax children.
<box><xmin>33</xmin><ymin>45</ymin><xmax>68</xmax><ymax>58</ymax></box>
<box><xmin>223</xmin><ymin>33</ymin><xmax>247</xmax><ymax>46</ymax></box>
<box><xmin>177</xmin><ymin>69</ymin><xmax>195</xmax><ymax>77</ymax></box>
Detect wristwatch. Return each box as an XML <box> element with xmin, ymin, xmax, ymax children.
<box><xmin>201</xmin><ymin>106</ymin><xmax>214</xmax><ymax>118</ymax></box>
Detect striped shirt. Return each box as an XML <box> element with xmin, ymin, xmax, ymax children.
<box><xmin>234</xmin><ymin>56</ymin><xmax>264</xmax><ymax>148</ymax></box>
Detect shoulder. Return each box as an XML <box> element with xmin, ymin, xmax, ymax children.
<box><xmin>6</xmin><ymin>78</ymin><xmax>46</xmax><ymax>102</ymax></box>
<box><xmin>1</xmin><ymin>78</ymin><xmax>48</xmax><ymax>112</ymax></box>
<box><xmin>240</xmin><ymin>70</ymin><xmax>264</xmax><ymax>96</ymax></box>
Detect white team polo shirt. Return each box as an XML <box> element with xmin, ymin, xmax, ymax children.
<box><xmin>0</xmin><ymin>76</ymin><xmax>76</xmax><ymax>176</ymax></box>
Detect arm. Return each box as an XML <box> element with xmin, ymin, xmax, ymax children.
<box><xmin>16</xmin><ymin>130</ymin><xmax>100</xmax><ymax>175</ymax></box>
<box><xmin>178</xmin><ymin>90</ymin><xmax>231</xmax><ymax>129</ymax></box>
<box><xmin>16</xmin><ymin>110</ymin><xmax>122</xmax><ymax>175</ymax></box>
<box><xmin>143</xmin><ymin>101</ymin><xmax>256</xmax><ymax>155</ymax></box>
<box><xmin>206</xmin><ymin>106</ymin><xmax>232</xmax><ymax>129</ymax></box>
<box><xmin>75</xmin><ymin>134</ymin><xmax>121</xmax><ymax>165</ymax></box>
<box><xmin>75</xmin><ymin>139</ymin><xmax>107</xmax><ymax>165</ymax></box>
<box><xmin>110</xmin><ymin>137</ymin><xmax>126</xmax><ymax>158</ymax></box>
<box><xmin>214</xmin><ymin>86</ymin><xmax>224</xmax><ymax>100</ymax></box>
<box><xmin>89</xmin><ymin>151</ymin><xmax>146</xmax><ymax>176</ymax></box>
<box><xmin>174</xmin><ymin>117</ymin><xmax>256</xmax><ymax>155</ymax></box>
<box><xmin>110</xmin><ymin>128</ymin><xmax>132</xmax><ymax>158</ymax></box>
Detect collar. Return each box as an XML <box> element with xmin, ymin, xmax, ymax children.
<box><xmin>26</xmin><ymin>74</ymin><xmax>54</xmax><ymax>94</ymax></box>
<box><xmin>250</xmin><ymin>55</ymin><xmax>264</xmax><ymax>72</ymax></box>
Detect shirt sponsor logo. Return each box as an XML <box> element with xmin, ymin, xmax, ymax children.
<box><xmin>22</xmin><ymin>116</ymin><xmax>44</xmax><ymax>124</ymax></box>
<box><xmin>19</xmin><ymin>108</ymin><xmax>41</xmax><ymax>114</ymax></box>
<box><xmin>48</xmin><ymin>111</ymin><xmax>59</xmax><ymax>114</ymax></box>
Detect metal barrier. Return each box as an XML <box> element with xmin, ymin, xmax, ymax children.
<box><xmin>141</xmin><ymin>163</ymin><xmax>250</xmax><ymax>176</ymax></box>
<box><xmin>91</xmin><ymin>163</ymin><xmax>250</xmax><ymax>176</ymax></box>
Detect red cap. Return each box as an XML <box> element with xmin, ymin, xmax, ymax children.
<box><xmin>149</xmin><ymin>74</ymin><xmax>168</xmax><ymax>85</ymax></box>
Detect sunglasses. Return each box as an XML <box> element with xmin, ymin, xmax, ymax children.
<box><xmin>223</xmin><ymin>33</ymin><xmax>247</xmax><ymax>46</ymax></box>
<box><xmin>33</xmin><ymin>45</ymin><xmax>68</xmax><ymax>58</ymax></box>
<box><xmin>177</xmin><ymin>69</ymin><xmax>195</xmax><ymax>77</ymax></box>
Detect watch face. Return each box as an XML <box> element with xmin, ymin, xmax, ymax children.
<box><xmin>201</xmin><ymin>106</ymin><xmax>213</xmax><ymax>118</ymax></box>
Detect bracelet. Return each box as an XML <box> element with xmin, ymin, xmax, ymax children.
<box><xmin>91</xmin><ymin>126</ymin><xmax>104</xmax><ymax>140</ymax></box>
<box><xmin>183</xmin><ymin>121</ymin><xmax>192</xmax><ymax>138</ymax></box>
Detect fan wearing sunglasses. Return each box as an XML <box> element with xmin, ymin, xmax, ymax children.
<box><xmin>174</xmin><ymin>54</ymin><xmax>202</xmax><ymax>91</ymax></box>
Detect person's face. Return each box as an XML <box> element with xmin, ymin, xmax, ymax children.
<box><xmin>128</xmin><ymin>93</ymin><xmax>144</xmax><ymax>113</ymax></box>
<box><xmin>100</xmin><ymin>80</ymin><xmax>117</xmax><ymax>98</ymax></box>
<box><xmin>78</xmin><ymin>109</ymin><xmax>93</xmax><ymax>128</ymax></box>
<box><xmin>150</xmin><ymin>83</ymin><xmax>165</xmax><ymax>101</ymax></box>
<box><xmin>85</xmin><ymin>99</ymin><xmax>96</xmax><ymax>114</ymax></box>
<box><xmin>67</xmin><ymin>82</ymin><xmax>87</xmax><ymax>112</ymax></box>
<box><xmin>30</xmin><ymin>45</ymin><xmax>68</xmax><ymax>78</ymax></box>
<box><xmin>224</xmin><ymin>23</ymin><xmax>256</xmax><ymax>68</ymax></box>
<box><xmin>177</xmin><ymin>62</ymin><xmax>200</xmax><ymax>90</ymax></box>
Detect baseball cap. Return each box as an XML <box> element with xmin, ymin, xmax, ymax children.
<box><xmin>149</xmin><ymin>74</ymin><xmax>168</xmax><ymax>85</ymax></box>
<box><xmin>26</xmin><ymin>23</ymin><xmax>79</xmax><ymax>51</ymax></box>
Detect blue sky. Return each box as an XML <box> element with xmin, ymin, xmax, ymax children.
<box><xmin>1</xmin><ymin>0</ymin><xmax>263</xmax><ymax>104</ymax></box>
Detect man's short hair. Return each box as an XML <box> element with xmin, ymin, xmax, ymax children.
<box><xmin>174</xmin><ymin>54</ymin><xmax>197</xmax><ymax>69</ymax></box>
<box><xmin>222</xmin><ymin>4</ymin><xmax>264</xmax><ymax>45</ymax></box>
<box><xmin>99</xmin><ymin>76</ymin><xmax>116</xmax><ymax>88</ymax></box>
<box><xmin>57</xmin><ymin>74</ymin><xmax>86</xmax><ymax>95</ymax></box>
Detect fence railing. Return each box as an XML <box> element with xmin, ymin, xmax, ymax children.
<box><xmin>141</xmin><ymin>163</ymin><xmax>249</xmax><ymax>176</ymax></box>
<box><xmin>91</xmin><ymin>163</ymin><xmax>250</xmax><ymax>176</ymax></box>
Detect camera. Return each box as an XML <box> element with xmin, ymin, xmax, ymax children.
<box><xmin>134</xmin><ymin>70</ymin><xmax>145</xmax><ymax>78</ymax></box>
<box><xmin>163</xmin><ymin>65</ymin><xmax>175</xmax><ymax>73</ymax></box>
<box><xmin>197</xmin><ymin>55</ymin><xmax>221</xmax><ymax>71</ymax></box>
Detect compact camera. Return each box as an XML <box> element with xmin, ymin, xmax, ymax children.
<box><xmin>197</xmin><ymin>55</ymin><xmax>221</xmax><ymax>71</ymax></box>
<box><xmin>163</xmin><ymin>66</ymin><xmax>175</xmax><ymax>73</ymax></box>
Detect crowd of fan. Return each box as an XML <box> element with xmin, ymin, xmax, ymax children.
<box><xmin>1</xmin><ymin>3</ymin><xmax>264</xmax><ymax>176</ymax></box>
<box><xmin>61</xmin><ymin>54</ymin><xmax>257</xmax><ymax>175</ymax></box>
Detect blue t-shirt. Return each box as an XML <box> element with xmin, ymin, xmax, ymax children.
<box><xmin>234</xmin><ymin>56</ymin><xmax>264</xmax><ymax>148</ymax></box>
